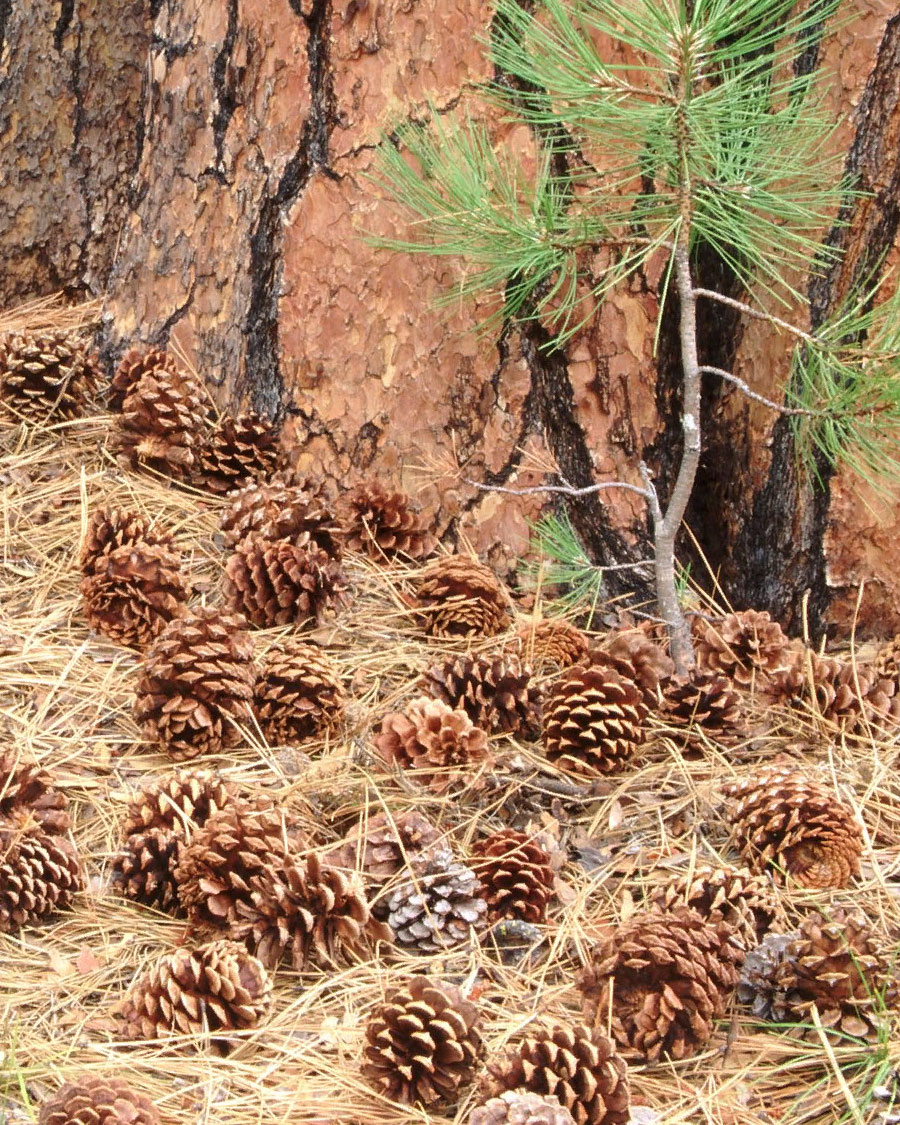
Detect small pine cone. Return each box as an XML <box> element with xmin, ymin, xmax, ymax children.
<box><xmin>363</xmin><ymin>976</ymin><xmax>483</xmax><ymax>1105</ymax></box>
<box><xmin>509</xmin><ymin>619</ymin><xmax>590</xmax><ymax>673</ymax></box>
<box><xmin>415</xmin><ymin>555</ymin><xmax>512</xmax><ymax>638</ymax></box>
<box><xmin>133</xmin><ymin>607</ymin><xmax>256</xmax><ymax>760</ymax></box>
<box><xmin>661</xmin><ymin>668</ymin><xmax>743</xmax><ymax>739</ymax></box>
<box><xmin>486</xmin><ymin>1024</ymin><xmax>630</xmax><ymax>1125</ymax></box>
<box><xmin>0</xmin><ymin>813</ymin><xmax>82</xmax><ymax>932</ymax></box>
<box><xmin>0</xmin><ymin>751</ymin><xmax>69</xmax><ymax>834</ymax></box>
<box><xmin>579</xmin><ymin>907</ymin><xmax>742</xmax><ymax>1061</ymax></box>
<box><xmin>386</xmin><ymin>847</ymin><xmax>487</xmax><ymax>952</ymax></box>
<box><xmin>340</xmin><ymin>480</ymin><xmax>435</xmax><ymax>560</ymax></box>
<box><xmin>874</xmin><ymin>633</ymin><xmax>900</xmax><ymax>682</ymax></box>
<box><xmin>599</xmin><ymin>628</ymin><xmax>675</xmax><ymax>705</ymax></box>
<box><xmin>723</xmin><ymin>768</ymin><xmax>863</xmax><ymax>889</ymax></box>
<box><xmin>469</xmin><ymin>1092</ymin><xmax>577</xmax><ymax>1125</ymax></box>
<box><xmin>693</xmin><ymin>610</ymin><xmax>792</xmax><ymax>689</ymax></box>
<box><xmin>0</xmin><ymin>329</ymin><xmax>97</xmax><ymax>421</ymax></box>
<box><xmin>115</xmin><ymin>359</ymin><xmax>208</xmax><ymax>478</ymax></box>
<box><xmin>325</xmin><ymin>810</ymin><xmax>441</xmax><ymax>881</ymax></box>
<box><xmin>114</xmin><ymin>827</ymin><xmax>182</xmax><ymax>913</ymax></box>
<box><xmin>374</xmin><ymin>696</ymin><xmax>491</xmax><ymax>793</ymax></box>
<box><xmin>737</xmin><ymin>931</ymin><xmax>798</xmax><ymax>1022</ymax></box>
<box><xmin>39</xmin><ymin>1075</ymin><xmax>160</xmax><ymax>1125</ymax></box>
<box><xmin>113</xmin><ymin>938</ymin><xmax>272</xmax><ymax>1047</ymax></box>
<box><xmin>648</xmin><ymin>865</ymin><xmax>778</xmax><ymax>949</ymax></box>
<box><xmin>471</xmin><ymin>829</ymin><xmax>555</xmax><ymax>924</ymax></box>
<box><xmin>193</xmin><ymin>412</ymin><xmax>281</xmax><ymax>496</ymax></box>
<box><xmin>254</xmin><ymin>640</ymin><xmax>345</xmax><ymax>745</ymax></box>
<box><xmin>110</xmin><ymin>346</ymin><xmax>179</xmax><ymax>411</ymax></box>
<box><xmin>223</xmin><ymin>533</ymin><xmax>348</xmax><ymax>628</ymax></box>
<box><xmin>79</xmin><ymin>508</ymin><xmax>173</xmax><ymax>576</ymax></box>
<box><xmin>422</xmin><ymin>653</ymin><xmax>540</xmax><ymax>736</ymax></box>
<box><xmin>542</xmin><ymin>665</ymin><xmax>646</xmax><ymax>776</ymax></box>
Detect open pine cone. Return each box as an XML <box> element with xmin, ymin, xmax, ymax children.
<box><xmin>874</xmin><ymin>633</ymin><xmax>900</xmax><ymax>682</ymax></box>
<box><xmin>415</xmin><ymin>555</ymin><xmax>512</xmax><ymax>637</ymax></box>
<box><xmin>723</xmin><ymin>767</ymin><xmax>863</xmax><ymax>889</ymax></box>
<box><xmin>112</xmin><ymin>938</ymin><xmax>272</xmax><ymax>1048</ymax></box>
<box><xmin>193</xmin><ymin>412</ymin><xmax>282</xmax><ymax>496</ymax></box>
<box><xmin>472</xmin><ymin>829</ymin><xmax>555</xmax><ymax>924</ymax></box>
<box><xmin>661</xmin><ymin>668</ymin><xmax>743</xmax><ymax>740</ymax></box>
<box><xmin>224</xmin><ymin>533</ymin><xmax>348</xmax><ymax>628</ymax></box>
<box><xmin>509</xmin><ymin>619</ymin><xmax>590</xmax><ymax>672</ymax></box>
<box><xmin>363</xmin><ymin>976</ymin><xmax>483</xmax><ymax>1104</ymax></box>
<box><xmin>542</xmin><ymin>664</ymin><xmax>646</xmax><ymax>776</ymax></box>
<box><xmin>579</xmin><ymin>907</ymin><xmax>742</xmax><ymax>1061</ymax></box>
<box><xmin>422</xmin><ymin>653</ymin><xmax>540</xmax><ymax>736</ymax></box>
<box><xmin>0</xmin><ymin>812</ymin><xmax>82</xmax><ymax>932</ymax></box>
<box><xmin>39</xmin><ymin>1075</ymin><xmax>160</xmax><ymax>1125</ymax></box>
<box><xmin>340</xmin><ymin>479</ymin><xmax>435</xmax><ymax>560</ymax></box>
<box><xmin>385</xmin><ymin>847</ymin><xmax>487</xmax><ymax>951</ymax></box>
<box><xmin>255</xmin><ymin>640</ymin><xmax>345</xmax><ymax>745</ymax></box>
<box><xmin>110</xmin><ymin>346</ymin><xmax>178</xmax><ymax>410</ymax></box>
<box><xmin>693</xmin><ymin>609</ymin><xmax>792</xmax><ymax>689</ymax></box>
<box><xmin>325</xmin><ymin>810</ymin><xmax>441</xmax><ymax>882</ymax></box>
<box><xmin>595</xmin><ymin>629</ymin><xmax>675</xmax><ymax>707</ymax></box>
<box><xmin>133</xmin><ymin>607</ymin><xmax>256</xmax><ymax>760</ymax></box>
<box><xmin>0</xmin><ymin>329</ymin><xmax>97</xmax><ymax>421</ymax></box>
<box><xmin>649</xmin><ymin>865</ymin><xmax>778</xmax><ymax>949</ymax></box>
<box><xmin>219</xmin><ymin>472</ymin><xmax>341</xmax><ymax>554</ymax></box>
<box><xmin>0</xmin><ymin>751</ymin><xmax>70</xmax><ymax>834</ymax></box>
<box><xmin>79</xmin><ymin>508</ymin><xmax>169</xmax><ymax>572</ymax></box>
<box><xmin>486</xmin><ymin>1024</ymin><xmax>630</xmax><ymax>1125</ymax></box>
<box><xmin>374</xmin><ymin>696</ymin><xmax>491</xmax><ymax>793</ymax></box>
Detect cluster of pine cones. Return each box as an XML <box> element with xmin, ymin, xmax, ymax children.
<box><xmin>2</xmin><ymin>329</ymin><xmax>899</xmax><ymax>1125</ymax></box>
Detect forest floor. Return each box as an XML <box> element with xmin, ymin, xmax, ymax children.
<box><xmin>1</xmin><ymin>331</ymin><xmax>899</xmax><ymax>1125</ymax></box>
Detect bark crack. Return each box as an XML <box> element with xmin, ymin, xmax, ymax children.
<box><xmin>210</xmin><ymin>0</ymin><xmax>240</xmax><ymax>182</ymax></box>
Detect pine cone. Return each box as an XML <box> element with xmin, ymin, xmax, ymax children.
<box><xmin>422</xmin><ymin>653</ymin><xmax>540</xmax><ymax>736</ymax></box>
<box><xmin>193</xmin><ymin>412</ymin><xmax>282</xmax><ymax>496</ymax></box>
<box><xmin>220</xmin><ymin>472</ymin><xmax>341</xmax><ymax>555</ymax></box>
<box><xmin>115</xmin><ymin>358</ymin><xmax>208</xmax><ymax>479</ymax></box>
<box><xmin>486</xmin><ymin>1024</ymin><xmax>630</xmax><ymax>1125</ymax></box>
<box><xmin>874</xmin><ymin>633</ymin><xmax>900</xmax><ymax>682</ymax></box>
<box><xmin>79</xmin><ymin>508</ymin><xmax>170</xmax><ymax>574</ymax></box>
<box><xmin>542</xmin><ymin>665</ymin><xmax>646</xmax><ymax>776</ymax></box>
<box><xmin>39</xmin><ymin>1075</ymin><xmax>160</xmax><ymax>1125</ymax></box>
<box><xmin>415</xmin><ymin>555</ymin><xmax>512</xmax><ymax>637</ymax></box>
<box><xmin>374</xmin><ymin>696</ymin><xmax>491</xmax><ymax>793</ymax></box>
<box><xmin>81</xmin><ymin>541</ymin><xmax>188</xmax><ymax>648</ymax></box>
<box><xmin>814</xmin><ymin>656</ymin><xmax>900</xmax><ymax>730</ymax></box>
<box><xmin>598</xmin><ymin>628</ymin><xmax>675</xmax><ymax>706</ymax></box>
<box><xmin>693</xmin><ymin>610</ymin><xmax>793</xmax><ymax>689</ymax></box>
<box><xmin>723</xmin><ymin>768</ymin><xmax>863</xmax><ymax>889</ymax></box>
<box><xmin>648</xmin><ymin>865</ymin><xmax>778</xmax><ymax>949</ymax></box>
<box><xmin>133</xmin><ymin>608</ymin><xmax>256</xmax><ymax>760</ymax></box>
<box><xmin>509</xmin><ymin>619</ymin><xmax>590</xmax><ymax>672</ymax></box>
<box><xmin>472</xmin><ymin>829</ymin><xmax>555</xmax><ymax>924</ymax></box>
<box><xmin>661</xmin><ymin>668</ymin><xmax>743</xmax><ymax>739</ymax></box>
<box><xmin>114</xmin><ymin>827</ymin><xmax>182</xmax><ymax>913</ymax></box>
<box><xmin>386</xmin><ymin>847</ymin><xmax>487</xmax><ymax>951</ymax></box>
<box><xmin>110</xmin><ymin>346</ymin><xmax>179</xmax><ymax>411</ymax></box>
<box><xmin>113</xmin><ymin>938</ymin><xmax>272</xmax><ymax>1047</ymax></box>
<box><xmin>326</xmin><ymin>810</ymin><xmax>441</xmax><ymax>881</ymax></box>
<box><xmin>0</xmin><ymin>813</ymin><xmax>82</xmax><ymax>932</ymax></box>
<box><xmin>0</xmin><ymin>329</ymin><xmax>97</xmax><ymax>421</ymax></box>
<box><xmin>469</xmin><ymin>1092</ymin><xmax>577</xmax><ymax>1125</ymax></box>
<box><xmin>579</xmin><ymin>907</ymin><xmax>742</xmax><ymax>1061</ymax></box>
<box><xmin>363</xmin><ymin>976</ymin><xmax>483</xmax><ymax>1104</ymax></box>
<box><xmin>223</xmin><ymin>533</ymin><xmax>348</xmax><ymax>628</ymax></box>
<box><xmin>0</xmin><ymin>751</ymin><xmax>69</xmax><ymax>834</ymax></box>
<box><xmin>340</xmin><ymin>479</ymin><xmax>435</xmax><ymax>560</ymax></box>
<box><xmin>254</xmin><ymin>640</ymin><xmax>345</xmax><ymax>745</ymax></box>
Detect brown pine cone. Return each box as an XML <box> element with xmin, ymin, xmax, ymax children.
<box><xmin>422</xmin><ymin>653</ymin><xmax>540</xmax><ymax>736</ymax></box>
<box><xmin>472</xmin><ymin>829</ymin><xmax>555</xmax><ymax>924</ymax></box>
<box><xmin>0</xmin><ymin>813</ymin><xmax>82</xmax><ymax>932</ymax></box>
<box><xmin>509</xmin><ymin>619</ymin><xmax>590</xmax><ymax>672</ymax></box>
<box><xmin>723</xmin><ymin>768</ymin><xmax>863</xmax><ymax>889</ymax></box>
<box><xmin>814</xmin><ymin>656</ymin><xmax>900</xmax><ymax>730</ymax></box>
<box><xmin>363</xmin><ymin>976</ymin><xmax>483</xmax><ymax>1104</ymax></box>
<box><xmin>599</xmin><ymin>628</ymin><xmax>675</xmax><ymax>706</ymax></box>
<box><xmin>193</xmin><ymin>412</ymin><xmax>282</xmax><ymax>496</ymax></box>
<box><xmin>0</xmin><ymin>329</ymin><xmax>98</xmax><ymax>421</ymax></box>
<box><xmin>220</xmin><ymin>473</ymin><xmax>341</xmax><ymax>555</ymax></box>
<box><xmin>693</xmin><ymin>609</ymin><xmax>792</xmax><ymax>689</ymax></box>
<box><xmin>469</xmin><ymin>1092</ymin><xmax>577</xmax><ymax>1125</ymax></box>
<box><xmin>648</xmin><ymin>865</ymin><xmax>778</xmax><ymax>949</ymax></box>
<box><xmin>661</xmin><ymin>668</ymin><xmax>743</xmax><ymax>739</ymax></box>
<box><xmin>325</xmin><ymin>810</ymin><xmax>441</xmax><ymax>881</ymax></box>
<box><xmin>486</xmin><ymin>1024</ymin><xmax>630</xmax><ymax>1125</ymax></box>
<box><xmin>385</xmin><ymin>847</ymin><xmax>487</xmax><ymax>951</ymax></box>
<box><xmin>39</xmin><ymin>1075</ymin><xmax>160</xmax><ymax>1125</ymax></box>
<box><xmin>579</xmin><ymin>907</ymin><xmax>742</xmax><ymax>1061</ymax></box>
<box><xmin>115</xmin><ymin>357</ymin><xmax>209</xmax><ymax>479</ymax></box>
<box><xmin>374</xmin><ymin>696</ymin><xmax>491</xmax><ymax>793</ymax></box>
<box><xmin>415</xmin><ymin>555</ymin><xmax>512</xmax><ymax>637</ymax></box>
<box><xmin>0</xmin><ymin>751</ymin><xmax>69</xmax><ymax>834</ymax></box>
<box><xmin>542</xmin><ymin>665</ymin><xmax>646</xmax><ymax>776</ymax></box>
<box><xmin>340</xmin><ymin>479</ymin><xmax>435</xmax><ymax>560</ymax></box>
<box><xmin>114</xmin><ymin>827</ymin><xmax>182</xmax><ymax>913</ymax></box>
<box><xmin>110</xmin><ymin>346</ymin><xmax>179</xmax><ymax>411</ymax></box>
<box><xmin>254</xmin><ymin>640</ymin><xmax>345</xmax><ymax>745</ymax></box>
<box><xmin>133</xmin><ymin>607</ymin><xmax>256</xmax><ymax>760</ymax></box>
<box><xmin>112</xmin><ymin>938</ymin><xmax>272</xmax><ymax>1047</ymax></box>
<box><xmin>79</xmin><ymin>508</ymin><xmax>171</xmax><ymax>575</ymax></box>
<box><xmin>874</xmin><ymin>633</ymin><xmax>900</xmax><ymax>682</ymax></box>
<box><xmin>223</xmin><ymin>533</ymin><xmax>348</xmax><ymax>628</ymax></box>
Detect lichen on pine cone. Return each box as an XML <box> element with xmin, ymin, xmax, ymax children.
<box><xmin>38</xmin><ymin>1075</ymin><xmax>160</xmax><ymax>1125</ymax></box>
<box><xmin>363</xmin><ymin>976</ymin><xmax>483</xmax><ymax>1104</ymax></box>
<box><xmin>219</xmin><ymin>472</ymin><xmax>341</xmax><ymax>554</ymax></box>
<box><xmin>661</xmin><ymin>667</ymin><xmax>743</xmax><ymax>739</ymax></box>
<box><xmin>374</xmin><ymin>696</ymin><xmax>491</xmax><ymax>793</ymax></box>
<box><xmin>340</xmin><ymin>479</ymin><xmax>435</xmax><ymax>560</ymax></box>
<box><xmin>723</xmin><ymin>767</ymin><xmax>863</xmax><ymax>889</ymax></box>
<box><xmin>112</xmin><ymin>938</ymin><xmax>272</xmax><ymax>1047</ymax></box>
<box><xmin>0</xmin><ymin>329</ymin><xmax>98</xmax><ymax>421</ymax></box>
<box><xmin>326</xmin><ymin>809</ymin><xmax>441</xmax><ymax>882</ymax></box>
<box><xmin>693</xmin><ymin>609</ymin><xmax>792</xmax><ymax>688</ymax></box>
<box><xmin>0</xmin><ymin>811</ymin><xmax>82</xmax><ymax>932</ymax></box>
<box><xmin>223</xmin><ymin>533</ymin><xmax>348</xmax><ymax>628</ymax></box>
<box><xmin>648</xmin><ymin>864</ymin><xmax>778</xmax><ymax>949</ymax></box>
<box><xmin>133</xmin><ymin>607</ymin><xmax>256</xmax><ymax>759</ymax></box>
<box><xmin>469</xmin><ymin>1092</ymin><xmax>577</xmax><ymax>1125</ymax></box>
<box><xmin>254</xmin><ymin>639</ymin><xmax>345</xmax><ymax>746</ymax></box>
<box><xmin>385</xmin><ymin>847</ymin><xmax>487</xmax><ymax>951</ymax></box>
<box><xmin>472</xmin><ymin>829</ymin><xmax>555</xmax><ymax>924</ymax></box>
<box><xmin>594</xmin><ymin>628</ymin><xmax>675</xmax><ymax>708</ymax></box>
<box><xmin>486</xmin><ymin>1023</ymin><xmax>630</xmax><ymax>1125</ymax></box>
<box><xmin>579</xmin><ymin>907</ymin><xmax>742</xmax><ymax>1061</ymax></box>
<box><xmin>414</xmin><ymin>554</ymin><xmax>512</xmax><ymax>637</ymax></box>
<box><xmin>542</xmin><ymin>664</ymin><xmax>647</xmax><ymax>776</ymax></box>
<box><xmin>508</xmin><ymin>618</ymin><xmax>590</xmax><ymax>672</ymax></box>
<box><xmin>0</xmin><ymin>750</ymin><xmax>70</xmax><ymax>834</ymax></box>
<box><xmin>193</xmin><ymin>412</ymin><xmax>282</xmax><ymax>496</ymax></box>
<box><xmin>421</xmin><ymin>653</ymin><xmax>540</xmax><ymax>736</ymax></box>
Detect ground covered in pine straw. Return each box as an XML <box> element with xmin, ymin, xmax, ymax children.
<box><xmin>1</xmin><ymin>370</ymin><xmax>900</xmax><ymax>1125</ymax></box>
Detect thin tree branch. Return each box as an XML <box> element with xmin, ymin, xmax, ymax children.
<box><xmin>698</xmin><ymin>365</ymin><xmax>821</xmax><ymax>416</ymax></box>
<box><xmin>464</xmin><ymin>478</ymin><xmax>652</xmax><ymax>500</ymax></box>
<box><xmin>692</xmin><ymin>287</ymin><xmax>815</xmax><ymax>343</ymax></box>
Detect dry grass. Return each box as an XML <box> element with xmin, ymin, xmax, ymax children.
<box><xmin>1</xmin><ymin>331</ymin><xmax>899</xmax><ymax>1125</ymax></box>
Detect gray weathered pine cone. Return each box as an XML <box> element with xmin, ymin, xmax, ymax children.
<box><xmin>385</xmin><ymin>847</ymin><xmax>487</xmax><ymax>951</ymax></box>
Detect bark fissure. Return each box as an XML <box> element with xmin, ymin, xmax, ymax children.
<box><xmin>53</xmin><ymin>0</ymin><xmax>75</xmax><ymax>52</ymax></box>
<box><xmin>0</xmin><ymin>0</ymin><xmax>12</xmax><ymax>61</ymax></box>
<box><xmin>210</xmin><ymin>0</ymin><xmax>240</xmax><ymax>181</ymax></box>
